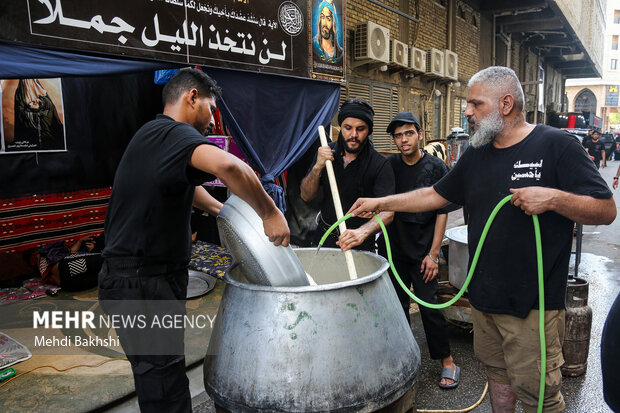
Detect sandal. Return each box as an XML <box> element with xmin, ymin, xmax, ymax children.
<box><xmin>438</xmin><ymin>365</ymin><xmax>460</xmax><ymax>389</ymax></box>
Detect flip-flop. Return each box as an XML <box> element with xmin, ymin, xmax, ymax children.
<box><xmin>438</xmin><ymin>365</ymin><xmax>460</xmax><ymax>389</ymax></box>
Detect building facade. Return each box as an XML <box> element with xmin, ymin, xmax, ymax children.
<box><xmin>566</xmin><ymin>0</ymin><xmax>620</xmax><ymax>132</ymax></box>
<box><xmin>335</xmin><ymin>0</ymin><xmax>604</xmax><ymax>151</ymax></box>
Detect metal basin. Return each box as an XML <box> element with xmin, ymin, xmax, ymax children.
<box><xmin>204</xmin><ymin>248</ymin><xmax>420</xmax><ymax>412</ymax></box>
<box><xmin>445</xmin><ymin>225</ymin><xmax>469</xmax><ymax>290</ymax></box>
<box><xmin>217</xmin><ymin>194</ymin><xmax>309</xmax><ymax>287</ymax></box>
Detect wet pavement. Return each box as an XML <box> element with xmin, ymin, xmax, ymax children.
<box><xmin>119</xmin><ymin>162</ymin><xmax>620</xmax><ymax>413</ymax></box>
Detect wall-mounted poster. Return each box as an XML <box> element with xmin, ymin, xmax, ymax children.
<box><xmin>311</xmin><ymin>0</ymin><xmax>345</xmax><ymax>81</ymax></box>
<box><xmin>1</xmin><ymin>78</ymin><xmax>66</xmax><ymax>153</ymax></box>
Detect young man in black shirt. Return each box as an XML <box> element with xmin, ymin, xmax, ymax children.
<box><xmin>99</xmin><ymin>68</ymin><xmax>289</xmax><ymax>413</ymax></box>
<box><xmin>377</xmin><ymin>112</ymin><xmax>459</xmax><ymax>389</ymax></box>
<box><xmin>348</xmin><ymin>66</ymin><xmax>616</xmax><ymax>413</ymax></box>
<box><xmin>300</xmin><ymin>98</ymin><xmax>394</xmax><ymax>251</ymax></box>
<box><xmin>583</xmin><ymin>130</ymin><xmax>606</xmax><ymax>169</ymax></box>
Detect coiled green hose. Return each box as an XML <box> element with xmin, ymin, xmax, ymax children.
<box><xmin>320</xmin><ymin>194</ymin><xmax>547</xmax><ymax>413</ymax></box>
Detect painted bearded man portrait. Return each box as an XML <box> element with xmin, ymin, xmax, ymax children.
<box><xmin>312</xmin><ymin>0</ymin><xmax>343</xmax><ymax>64</ymax></box>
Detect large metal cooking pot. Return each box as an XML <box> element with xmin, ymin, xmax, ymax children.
<box><xmin>204</xmin><ymin>248</ymin><xmax>421</xmax><ymax>412</ymax></box>
<box><xmin>445</xmin><ymin>225</ymin><xmax>469</xmax><ymax>290</ymax></box>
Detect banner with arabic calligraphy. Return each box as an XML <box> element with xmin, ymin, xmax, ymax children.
<box><xmin>0</xmin><ymin>0</ymin><xmax>310</xmax><ymax>78</ymax></box>
<box><xmin>1</xmin><ymin>78</ymin><xmax>67</xmax><ymax>153</ymax></box>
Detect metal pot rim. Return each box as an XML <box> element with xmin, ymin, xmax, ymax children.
<box><xmin>223</xmin><ymin>247</ymin><xmax>390</xmax><ymax>292</ymax></box>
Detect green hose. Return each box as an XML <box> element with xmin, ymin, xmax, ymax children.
<box><xmin>320</xmin><ymin>194</ymin><xmax>547</xmax><ymax>413</ymax></box>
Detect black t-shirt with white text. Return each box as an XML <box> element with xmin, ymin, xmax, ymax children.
<box><xmin>103</xmin><ymin>114</ymin><xmax>216</xmax><ymax>263</ymax></box>
<box><xmin>434</xmin><ymin>125</ymin><xmax>612</xmax><ymax>317</ymax></box>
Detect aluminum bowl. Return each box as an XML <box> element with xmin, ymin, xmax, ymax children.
<box><xmin>217</xmin><ymin>194</ymin><xmax>309</xmax><ymax>287</ymax></box>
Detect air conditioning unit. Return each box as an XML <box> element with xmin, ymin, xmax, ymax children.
<box><xmin>426</xmin><ymin>48</ymin><xmax>444</xmax><ymax>77</ymax></box>
<box><xmin>355</xmin><ymin>21</ymin><xmax>390</xmax><ymax>63</ymax></box>
<box><xmin>409</xmin><ymin>46</ymin><xmax>427</xmax><ymax>72</ymax></box>
<box><xmin>444</xmin><ymin>49</ymin><xmax>458</xmax><ymax>80</ymax></box>
<box><xmin>389</xmin><ymin>39</ymin><xmax>409</xmax><ymax>68</ymax></box>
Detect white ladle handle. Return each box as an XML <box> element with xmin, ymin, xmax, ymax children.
<box><xmin>318</xmin><ymin>125</ymin><xmax>358</xmax><ymax>280</ymax></box>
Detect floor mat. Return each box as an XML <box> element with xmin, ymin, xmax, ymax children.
<box><xmin>0</xmin><ymin>332</ymin><xmax>32</xmax><ymax>369</ymax></box>
<box><xmin>0</xmin><ymin>278</ymin><xmax>60</xmax><ymax>305</ymax></box>
<box><xmin>189</xmin><ymin>241</ymin><xmax>232</xmax><ymax>278</ymax></box>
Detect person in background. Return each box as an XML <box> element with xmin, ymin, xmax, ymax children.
<box><xmin>614</xmin><ymin>133</ymin><xmax>620</xmax><ymax>161</ymax></box>
<box><xmin>376</xmin><ymin>111</ymin><xmax>460</xmax><ymax>389</ymax></box>
<box><xmin>613</xmin><ymin>164</ymin><xmax>620</xmax><ymax>190</ymax></box>
<box><xmin>99</xmin><ymin>68</ymin><xmax>289</xmax><ymax>413</ymax></box>
<box><xmin>300</xmin><ymin>97</ymin><xmax>394</xmax><ymax>252</ymax></box>
<box><xmin>583</xmin><ymin>130</ymin><xmax>606</xmax><ymax>169</ymax></box>
<box><xmin>581</xmin><ymin>128</ymin><xmax>593</xmax><ymax>146</ymax></box>
<box><xmin>348</xmin><ymin>66</ymin><xmax>616</xmax><ymax>413</ymax></box>
<box><xmin>37</xmin><ymin>233</ymin><xmax>104</xmax><ymax>287</ymax></box>
<box><xmin>601</xmin><ymin>291</ymin><xmax>620</xmax><ymax>412</ymax></box>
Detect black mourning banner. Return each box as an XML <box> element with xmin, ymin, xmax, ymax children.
<box><xmin>0</xmin><ymin>0</ymin><xmax>309</xmax><ymax>78</ymax></box>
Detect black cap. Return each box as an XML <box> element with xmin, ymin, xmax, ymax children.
<box><xmin>386</xmin><ymin>112</ymin><xmax>422</xmax><ymax>134</ymax></box>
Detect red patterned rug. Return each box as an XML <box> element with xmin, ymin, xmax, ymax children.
<box><xmin>0</xmin><ymin>188</ymin><xmax>111</xmax><ymax>253</ymax></box>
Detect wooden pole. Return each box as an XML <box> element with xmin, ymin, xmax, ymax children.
<box><xmin>318</xmin><ymin>125</ymin><xmax>358</xmax><ymax>280</ymax></box>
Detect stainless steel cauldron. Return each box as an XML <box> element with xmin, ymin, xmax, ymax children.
<box><xmin>445</xmin><ymin>225</ymin><xmax>469</xmax><ymax>290</ymax></box>
<box><xmin>204</xmin><ymin>248</ymin><xmax>420</xmax><ymax>412</ymax></box>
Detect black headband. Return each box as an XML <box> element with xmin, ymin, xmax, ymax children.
<box><xmin>337</xmin><ymin>102</ymin><xmax>374</xmax><ymax>135</ymax></box>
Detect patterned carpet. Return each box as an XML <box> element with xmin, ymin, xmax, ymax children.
<box><xmin>189</xmin><ymin>241</ymin><xmax>232</xmax><ymax>278</ymax></box>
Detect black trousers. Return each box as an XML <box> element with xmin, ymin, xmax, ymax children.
<box><xmin>387</xmin><ymin>256</ymin><xmax>451</xmax><ymax>360</ymax></box>
<box><xmin>98</xmin><ymin>258</ymin><xmax>191</xmax><ymax>413</ymax></box>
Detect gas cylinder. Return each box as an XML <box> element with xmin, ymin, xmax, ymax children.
<box><xmin>561</xmin><ymin>277</ymin><xmax>592</xmax><ymax>377</ymax></box>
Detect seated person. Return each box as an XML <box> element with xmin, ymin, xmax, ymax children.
<box><xmin>38</xmin><ymin>233</ymin><xmax>104</xmax><ymax>290</ymax></box>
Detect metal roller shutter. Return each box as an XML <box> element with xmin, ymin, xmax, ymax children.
<box><xmin>338</xmin><ymin>81</ymin><xmax>399</xmax><ymax>152</ymax></box>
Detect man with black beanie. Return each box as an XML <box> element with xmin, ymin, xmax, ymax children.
<box><xmin>300</xmin><ymin>97</ymin><xmax>395</xmax><ymax>251</ymax></box>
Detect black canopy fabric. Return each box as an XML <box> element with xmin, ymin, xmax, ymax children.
<box><xmin>0</xmin><ymin>72</ymin><xmax>164</xmax><ymax>198</ymax></box>
<box><xmin>0</xmin><ymin>41</ymin><xmax>182</xmax><ymax>78</ymax></box>
<box><xmin>0</xmin><ymin>42</ymin><xmax>340</xmax><ymax>214</ymax></box>
<box><xmin>206</xmin><ymin>67</ymin><xmax>340</xmax><ymax>212</ymax></box>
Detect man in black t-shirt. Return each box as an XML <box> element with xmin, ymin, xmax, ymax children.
<box><xmin>99</xmin><ymin>69</ymin><xmax>289</xmax><ymax>413</ymax></box>
<box><xmin>377</xmin><ymin>112</ymin><xmax>459</xmax><ymax>389</ymax></box>
<box><xmin>583</xmin><ymin>130</ymin><xmax>606</xmax><ymax>169</ymax></box>
<box><xmin>300</xmin><ymin>98</ymin><xmax>394</xmax><ymax>251</ymax></box>
<box><xmin>349</xmin><ymin>66</ymin><xmax>616</xmax><ymax>413</ymax></box>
